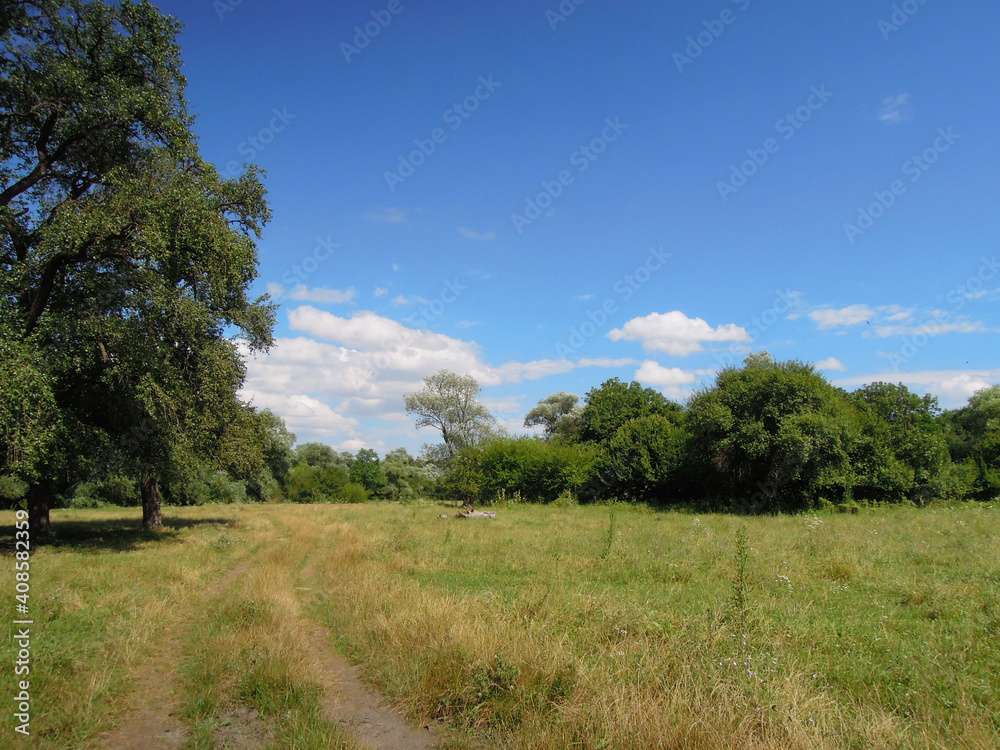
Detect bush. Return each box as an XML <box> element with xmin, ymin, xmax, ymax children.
<box><xmin>447</xmin><ymin>438</ymin><xmax>597</xmax><ymax>505</ymax></box>
<box><xmin>283</xmin><ymin>463</ymin><xmax>349</xmax><ymax>503</ymax></box>
<box><xmin>339</xmin><ymin>482</ymin><xmax>369</xmax><ymax>504</ymax></box>
<box><xmin>597</xmin><ymin>415</ymin><xmax>687</xmax><ymax>503</ymax></box>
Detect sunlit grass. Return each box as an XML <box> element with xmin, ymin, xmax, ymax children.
<box><xmin>4</xmin><ymin>501</ymin><xmax>997</xmax><ymax>749</ymax></box>
<box><xmin>308</xmin><ymin>501</ymin><xmax>1000</xmax><ymax>749</ymax></box>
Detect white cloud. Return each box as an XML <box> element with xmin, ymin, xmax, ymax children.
<box><xmin>815</xmin><ymin>357</ymin><xmax>846</xmax><ymax>372</ymax></box>
<box><xmin>458</xmin><ymin>227</ymin><xmax>497</xmax><ymax>241</ymax></box>
<box><xmin>366</xmin><ymin>207</ymin><xmax>408</xmax><ymax>224</ymax></box>
<box><xmin>242</xmin><ymin>308</ymin><xmax>649</xmax><ymax>448</ymax></box>
<box><xmin>392</xmin><ymin>295</ymin><xmax>410</xmax><ymax>306</ymax></box>
<box><xmin>608</xmin><ymin>311</ymin><xmax>749</xmax><ymax>356</ymax></box>
<box><xmin>634</xmin><ymin>360</ymin><xmax>713</xmax><ymax>401</ymax></box>
<box><xmin>809</xmin><ymin>304</ymin><xmax>874</xmax><ymax>329</ymax></box>
<box><xmin>374</xmin><ymin>287</ymin><xmax>388</xmax><ymax>297</ymax></box>
<box><xmin>455</xmin><ymin>320</ymin><xmax>480</xmax><ymax>329</ymax></box>
<box><xmin>879</xmin><ymin>93</ymin><xmax>913</xmax><ymax>124</ymax></box>
<box><xmin>573</xmin><ymin>294</ymin><xmax>594</xmax><ymax>301</ymax></box>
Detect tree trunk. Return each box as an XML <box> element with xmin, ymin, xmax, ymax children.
<box><xmin>27</xmin><ymin>480</ymin><xmax>53</xmax><ymax>540</ymax></box>
<box><xmin>140</xmin><ymin>472</ymin><xmax>163</xmax><ymax>531</ymax></box>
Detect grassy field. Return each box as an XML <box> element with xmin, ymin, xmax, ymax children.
<box><xmin>3</xmin><ymin>501</ymin><xmax>998</xmax><ymax>749</ymax></box>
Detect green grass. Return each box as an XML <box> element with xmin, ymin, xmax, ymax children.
<box><xmin>3</xmin><ymin>501</ymin><xmax>998</xmax><ymax>749</ymax></box>
<box><xmin>309</xmin><ymin>500</ymin><xmax>1000</xmax><ymax>748</ymax></box>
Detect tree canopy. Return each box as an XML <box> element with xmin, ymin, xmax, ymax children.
<box><xmin>0</xmin><ymin>0</ymin><xmax>275</xmax><ymax>532</ymax></box>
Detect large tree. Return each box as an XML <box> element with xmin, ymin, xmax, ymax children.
<box><xmin>686</xmin><ymin>354</ymin><xmax>856</xmax><ymax>512</ymax></box>
<box><xmin>0</xmin><ymin>1</ymin><xmax>274</xmax><ymax>533</ymax></box>
<box><xmin>579</xmin><ymin>377</ymin><xmax>683</xmax><ymax>444</ymax></box>
<box><xmin>404</xmin><ymin>370</ymin><xmax>497</xmax><ymax>459</ymax></box>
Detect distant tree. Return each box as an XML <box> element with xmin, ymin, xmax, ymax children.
<box><xmin>579</xmin><ymin>378</ymin><xmax>683</xmax><ymax>444</ymax></box>
<box><xmin>686</xmin><ymin>354</ymin><xmax>855</xmax><ymax>512</ymax></box>
<box><xmin>942</xmin><ymin>384</ymin><xmax>1000</xmax><ymax>499</ymax></box>
<box><xmin>524</xmin><ymin>392</ymin><xmax>580</xmax><ymax>438</ymax></box>
<box><xmin>850</xmin><ymin>382</ymin><xmax>951</xmax><ymax>504</ymax></box>
<box><xmin>404</xmin><ymin>370</ymin><xmax>497</xmax><ymax>459</ymax></box>
<box><xmin>295</xmin><ymin>442</ymin><xmax>338</xmax><ymax>469</ymax></box>
<box><xmin>349</xmin><ymin>448</ymin><xmax>387</xmax><ymax>495</ymax></box>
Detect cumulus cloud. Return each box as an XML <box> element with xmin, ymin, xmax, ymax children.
<box><xmin>634</xmin><ymin>360</ymin><xmax>714</xmax><ymax>401</ymax></box>
<box><xmin>374</xmin><ymin>287</ymin><xmax>388</xmax><ymax>297</ymax></box>
<box><xmin>242</xmin><ymin>307</ymin><xmax>642</xmax><ymax>448</ymax></box>
<box><xmin>815</xmin><ymin>357</ymin><xmax>846</xmax><ymax>372</ymax></box>
<box><xmin>607</xmin><ymin>311</ymin><xmax>749</xmax><ymax>356</ymax></box>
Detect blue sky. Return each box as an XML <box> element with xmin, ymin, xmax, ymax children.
<box><xmin>155</xmin><ymin>0</ymin><xmax>1000</xmax><ymax>453</ymax></box>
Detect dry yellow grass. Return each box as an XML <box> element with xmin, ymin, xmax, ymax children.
<box><xmin>4</xmin><ymin>501</ymin><xmax>998</xmax><ymax>749</ymax></box>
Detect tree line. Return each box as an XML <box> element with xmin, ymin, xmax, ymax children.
<box><xmin>428</xmin><ymin>357</ymin><xmax>999</xmax><ymax>512</ymax></box>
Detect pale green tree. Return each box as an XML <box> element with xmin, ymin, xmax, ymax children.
<box><xmin>404</xmin><ymin>370</ymin><xmax>497</xmax><ymax>459</ymax></box>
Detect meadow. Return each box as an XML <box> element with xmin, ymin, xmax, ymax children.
<box><xmin>3</xmin><ymin>500</ymin><xmax>998</xmax><ymax>749</ymax></box>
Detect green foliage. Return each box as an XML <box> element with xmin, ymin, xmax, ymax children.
<box><xmin>942</xmin><ymin>385</ymin><xmax>1000</xmax><ymax>499</ymax></box>
<box><xmin>597</xmin><ymin>415</ymin><xmax>687</xmax><ymax>503</ymax></box>
<box><xmin>448</xmin><ymin>437</ymin><xmax>598</xmax><ymax>505</ymax></box>
<box><xmin>283</xmin><ymin>464</ymin><xmax>350</xmax><ymax>504</ymax></box>
<box><xmin>686</xmin><ymin>354</ymin><xmax>856</xmax><ymax>512</ymax></box>
<box><xmin>295</xmin><ymin>442</ymin><xmax>339</xmax><ymax>470</ymax></box>
<box><xmin>524</xmin><ymin>392</ymin><xmax>582</xmax><ymax>440</ymax></box>
<box><xmin>381</xmin><ymin>448</ymin><xmax>441</xmax><ymax>501</ymax></box>
<box><xmin>0</xmin><ymin>475</ymin><xmax>28</xmax><ymax>506</ymax></box>
<box><xmin>1</xmin><ymin>0</ymin><xmax>276</xmax><ymax>529</ymax></box>
<box><xmin>339</xmin><ymin>482</ymin><xmax>370</xmax><ymax>504</ymax></box>
<box><xmin>349</xmin><ymin>448</ymin><xmax>387</xmax><ymax>495</ymax></box>
<box><xmin>0</xmin><ymin>329</ymin><xmax>60</xmax><ymax>481</ymax></box>
<box><xmin>404</xmin><ymin>370</ymin><xmax>497</xmax><ymax>458</ymax></box>
<box><xmin>579</xmin><ymin>377</ymin><xmax>683</xmax><ymax>444</ymax></box>
<box><xmin>851</xmin><ymin>382</ymin><xmax>951</xmax><ymax>505</ymax></box>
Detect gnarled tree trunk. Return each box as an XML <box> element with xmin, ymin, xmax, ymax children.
<box><xmin>27</xmin><ymin>480</ymin><xmax>53</xmax><ymax>540</ymax></box>
<box><xmin>140</xmin><ymin>472</ymin><xmax>163</xmax><ymax>530</ymax></box>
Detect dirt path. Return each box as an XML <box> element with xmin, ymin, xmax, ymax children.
<box><xmin>97</xmin><ymin>563</ymin><xmax>252</xmax><ymax>750</ymax></box>
<box><xmin>298</xmin><ymin>557</ymin><xmax>440</xmax><ymax>750</ymax></box>
<box><xmin>304</xmin><ymin>620</ymin><xmax>438</xmax><ymax>750</ymax></box>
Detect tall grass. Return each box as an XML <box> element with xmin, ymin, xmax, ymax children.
<box><xmin>307</xmin><ymin>501</ymin><xmax>1000</xmax><ymax>749</ymax></box>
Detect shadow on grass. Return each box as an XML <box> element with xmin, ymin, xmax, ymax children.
<box><xmin>0</xmin><ymin>513</ymin><xmax>240</xmax><ymax>553</ymax></box>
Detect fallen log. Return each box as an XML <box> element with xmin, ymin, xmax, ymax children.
<box><xmin>457</xmin><ymin>510</ymin><xmax>496</xmax><ymax>519</ymax></box>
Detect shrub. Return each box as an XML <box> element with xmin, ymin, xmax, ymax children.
<box><xmin>463</xmin><ymin>438</ymin><xmax>597</xmax><ymax>505</ymax></box>
<box><xmin>596</xmin><ymin>415</ymin><xmax>686</xmax><ymax>503</ymax></box>
<box><xmin>339</xmin><ymin>482</ymin><xmax>369</xmax><ymax>504</ymax></box>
